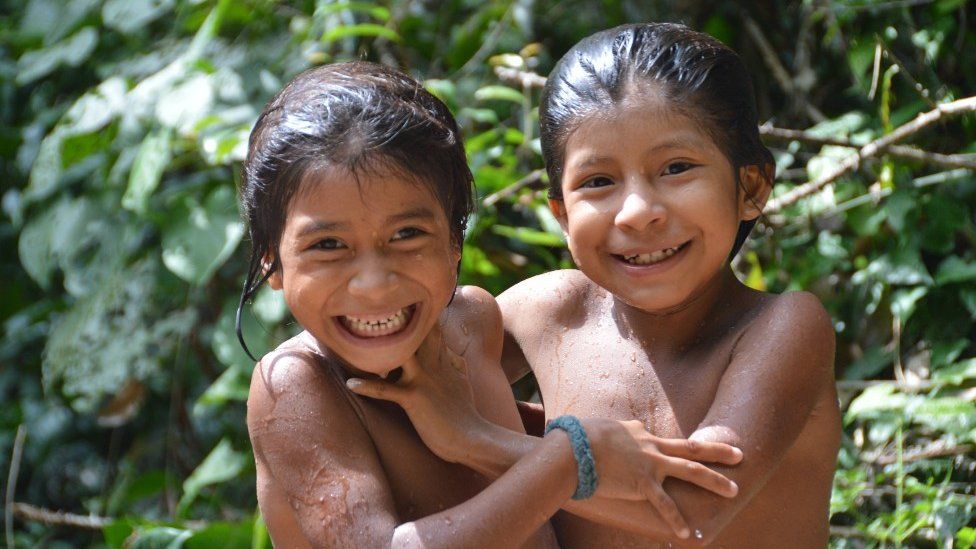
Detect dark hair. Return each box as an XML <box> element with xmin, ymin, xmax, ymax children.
<box><xmin>540</xmin><ymin>22</ymin><xmax>774</xmax><ymax>257</ymax></box>
<box><xmin>237</xmin><ymin>61</ymin><xmax>474</xmax><ymax>359</ymax></box>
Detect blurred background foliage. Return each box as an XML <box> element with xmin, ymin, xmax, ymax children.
<box><xmin>1</xmin><ymin>0</ymin><xmax>974</xmax><ymax>546</ymax></box>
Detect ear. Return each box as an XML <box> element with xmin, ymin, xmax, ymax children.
<box><xmin>548</xmin><ymin>198</ymin><xmax>569</xmax><ymax>236</ymax></box>
<box><xmin>264</xmin><ymin>255</ymin><xmax>282</xmax><ymax>290</ymax></box>
<box><xmin>737</xmin><ymin>164</ymin><xmax>774</xmax><ymax>221</ymax></box>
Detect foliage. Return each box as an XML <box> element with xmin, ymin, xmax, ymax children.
<box><xmin>1</xmin><ymin>0</ymin><xmax>974</xmax><ymax>546</ymax></box>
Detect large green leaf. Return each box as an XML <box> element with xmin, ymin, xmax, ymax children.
<box><xmin>122</xmin><ymin>128</ymin><xmax>173</xmax><ymax>215</ymax></box>
<box><xmin>102</xmin><ymin>0</ymin><xmax>175</xmax><ymax>35</ymax></box>
<box><xmin>161</xmin><ymin>186</ymin><xmax>244</xmax><ymax>285</ymax></box>
<box><xmin>16</xmin><ymin>26</ymin><xmax>99</xmax><ymax>85</ymax></box>
<box><xmin>178</xmin><ymin>438</ymin><xmax>248</xmax><ymax>517</ymax></box>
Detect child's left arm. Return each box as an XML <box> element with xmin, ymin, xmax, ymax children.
<box><xmin>662</xmin><ymin>291</ymin><xmax>840</xmax><ymax>545</ymax></box>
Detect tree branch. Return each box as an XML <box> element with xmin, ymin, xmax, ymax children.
<box><xmin>482</xmin><ymin>169</ymin><xmax>546</xmax><ymax>207</ymax></box>
<box><xmin>5</xmin><ymin>425</ymin><xmax>26</xmax><ymax>547</ymax></box>
<box><xmin>493</xmin><ymin>66</ymin><xmax>547</xmax><ymax>90</ymax></box>
<box><xmin>11</xmin><ymin>503</ymin><xmax>112</xmax><ymax>530</ymax></box>
<box><xmin>765</xmin><ymin>95</ymin><xmax>976</xmax><ymax>213</ymax></box>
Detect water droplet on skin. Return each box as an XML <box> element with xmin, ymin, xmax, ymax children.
<box><xmin>694</xmin><ymin>529</ymin><xmax>703</xmax><ymax>540</ymax></box>
<box><xmin>461</xmin><ymin>324</ymin><xmax>468</xmax><ymax>335</ymax></box>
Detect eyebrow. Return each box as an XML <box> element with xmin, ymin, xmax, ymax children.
<box><xmin>387</xmin><ymin>206</ymin><xmax>438</xmax><ymax>224</ymax></box>
<box><xmin>294</xmin><ymin>219</ymin><xmax>349</xmax><ymax>240</ymax></box>
<box><xmin>568</xmin><ymin>134</ymin><xmax>708</xmax><ymax>172</ymax></box>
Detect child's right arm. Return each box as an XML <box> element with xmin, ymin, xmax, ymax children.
<box><xmin>247</xmin><ymin>348</ymin><xmax>579</xmax><ymax>548</ymax></box>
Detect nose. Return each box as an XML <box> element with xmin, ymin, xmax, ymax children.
<box><xmin>347</xmin><ymin>254</ymin><xmax>400</xmax><ymax>300</ymax></box>
<box><xmin>614</xmin><ymin>185</ymin><xmax>667</xmax><ymax>232</ymax></box>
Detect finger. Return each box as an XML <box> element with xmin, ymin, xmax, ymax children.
<box><xmin>662</xmin><ymin>457</ymin><xmax>738</xmax><ymax>498</ymax></box>
<box><xmin>398</xmin><ymin>355</ymin><xmax>422</xmax><ymax>384</ymax></box>
<box><xmin>655</xmin><ymin>437</ymin><xmax>743</xmax><ymax>465</ymax></box>
<box><xmin>346</xmin><ymin>378</ymin><xmax>408</xmax><ymax>405</ymax></box>
<box><xmin>643</xmin><ymin>481</ymin><xmax>690</xmax><ymax>539</ymax></box>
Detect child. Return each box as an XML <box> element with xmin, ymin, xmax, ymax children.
<box><xmin>350</xmin><ymin>23</ymin><xmax>841</xmax><ymax>546</ymax></box>
<box><xmin>240</xmin><ymin>61</ymin><xmax>743</xmax><ymax>547</ymax></box>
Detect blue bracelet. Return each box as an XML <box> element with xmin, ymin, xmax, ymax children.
<box><xmin>544</xmin><ymin>415</ymin><xmax>598</xmax><ymax>500</ymax></box>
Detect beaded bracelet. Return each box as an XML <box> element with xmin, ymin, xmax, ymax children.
<box><xmin>544</xmin><ymin>415</ymin><xmax>598</xmax><ymax>500</ymax></box>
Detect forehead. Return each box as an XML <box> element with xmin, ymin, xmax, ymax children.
<box><xmin>288</xmin><ymin>164</ymin><xmax>444</xmax><ymax>220</ymax></box>
<box><xmin>563</xmin><ymin>92</ymin><xmax>718</xmax><ymax>163</ymax></box>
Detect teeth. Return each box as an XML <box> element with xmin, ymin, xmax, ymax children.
<box><xmin>622</xmin><ymin>246</ymin><xmax>680</xmax><ymax>265</ymax></box>
<box><xmin>341</xmin><ymin>307</ymin><xmax>412</xmax><ymax>338</ymax></box>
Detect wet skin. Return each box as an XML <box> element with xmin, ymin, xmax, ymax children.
<box><xmin>499</xmin><ymin>97</ymin><xmax>841</xmax><ymax>547</ymax></box>
<box><xmin>247</xmin><ymin>170</ymin><xmax>565</xmax><ymax>548</ymax></box>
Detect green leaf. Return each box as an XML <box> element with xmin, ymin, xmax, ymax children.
<box><xmin>890</xmin><ymin>286</ymin><xmax>927</xmax><ymax>324</ymax></box>
<box><xmin>845</xmin><ymin>383</ymin><xmax>913</xmax><ymax>422</ymax></box>
<box><xmin>122</xmin><ymin>129</ymin><xmax>173</xmax><ymax>215</ymax></box>
<box><xmin>316</xmin><ymin>2</ymin><xmax>391</xmax><ymax>21</ymax></box>
<box><xmin>102</xmin><ymin>0</ymin><xmax>175</xmax><ymax>35</ymax></box>
<box><xmin>161</xmin><ymin>186</ymin><xmax>245</xmax><ymax>285</ymax></box>
<box><xmin>932</xmin><ymin>358</ymin><xmax>976</xmax><ymax>386</ymax></box>
<box><xmin>935</xmin><ymin>256</ymin><xmax>976</xmax><ymax>285</ymax></box>
<box><xmin>185</xmin><ymin>521</ymin><xmax>253</xmax><ymax>549</ymax></box>
<box><xmin>195</xmin><ymin>365</ymin><xmax>250</xmax><ymax>412</ymax></box>
<box><xmin>129</xmin><ymin>526</ymin><xmax>193</xmax><ymax>548</ymax></box>
<box><xmin>474</xmin><ymin>85</ymin><xmax>524</xmax><ymax>104</ymax></box>
<box><xmin>178</xmin><ymin>438</ymin><xmax>247</xmax><ymax>517</ymax></box>
<box><xmin>843</xmin><ymin>346</ymin><xmax>893</xmax><ymax>380</ymax></box>
<box><xmin>321</xmin><ymin>23</ymin><xmax>399</xmax><ymax>43</ymax></box>
<box><xmin>491</xmin><ymin>225</ymin><xmax>565</xmax><ymax>247</ymax></box>
<box><xmin>16</xmin><ymin>26</ymin><xmax>99</xmax><ymax>85</ymax></box>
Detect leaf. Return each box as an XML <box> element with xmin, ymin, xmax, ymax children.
<box><xmin>935</xmin><ymin>256</ymin><xmax>976</xmax><ymax>285</ymax></box>
<box><xmin>161</xmin><ymin>186</ymin><xmax>245</xmax><ymax>285</ymax></box>
<box><xmin>122</xmin><ymin>129</ymin><xmax>173</xmax><ymax>215</ymax></box>
<box><xmin>843</xmin><ymin>346</ymin><xmax>893</xmax><ymax>380</ymax></box>
<box><xmin>16</xmin><ymin>26</ymin><xmax>99</xmax><ymax>85</ymax></box>
<box><xmin>491</xmin><ymin>225</ymin><xmax>565</xmax><ymax>247</ymax></box>
<box><xmin>845</xmin><ymin>383</ymin><xmax>913</xmax><ymax>422</ymax></box>
<box><xmin>185</xmin><ymin>521</ymin><xmax>253</xmax><ymax>549</ymax></box>
<box><xmin>316</xmin><ymin>2</ymin><xmax>391</xmax><ymax>21</ymax></box>
<box><xmin>102</xmin><ymin>0</ymin><xmax>175</xmax><ymax>35</ymax></box>
<box><xmin>321</xmin><ymin>23</ymin><xmax>399</xmax><ymax>43</ymax></box>
<box><xmin>17</xmin><ymin>197</ymin><xmax>95</xmax><ymax>289</ymax></box>
<box><xmin>890</xmin><ymin>286</ymin><xmax>927</xmax><ymax>324</ymax></box>
<box><xmin>178</xmin><ymin>438</ymin><xmax>248</xmax><ymax>516</ymax></box>
<box><xmin>155</xmin><ymin>73</ymin><xmax>215</xmax><ymax>132</ymax></box>
<box><xmin>475</xmin><ymin>85</ymin><xmax>524</xmax><ymax>104</ymax></box>
<box><xmin>932</xmin><ymin>358</ymin><xmax>976</xmax><ymax>386</ymax></box>
<box><xmin>129</xmin><ymin>526</ymin><xmax>193</xmax><ymax>548</ymax></box>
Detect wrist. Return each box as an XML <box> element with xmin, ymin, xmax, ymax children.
<box><xmin>545</xmin><ymin>415</ymin><xmax>599</xmax><ymax>500</ymax></box>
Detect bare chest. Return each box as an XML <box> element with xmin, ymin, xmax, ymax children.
<box><xmin>529</xmin><ymin>323</ymin><xmax>735</xmax><ymax>437</ymax></box>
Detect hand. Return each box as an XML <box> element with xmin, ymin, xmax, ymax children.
<box><xmin>580</xmin><ymin>418</ymin><xmax>743</xmax><ymax>539</ymax></box>
<box><xmin>346</xmin><ymin>324</ymin><xmax>485</xmax><ymax>463</ymax></box>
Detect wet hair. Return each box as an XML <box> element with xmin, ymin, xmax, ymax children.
<box><xmin>540</xmin><ymin>22</ymin><xmax>775</xmax><ymax>258</ymax></box>
<box><xmin>237</xmin><ymin>61</ymin><xmax>474</xmax><ymax>359</ymax></box>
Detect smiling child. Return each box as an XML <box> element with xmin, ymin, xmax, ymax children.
<box><xmin>350</xmin><ymin>23</ymin><xmax>842</xmax><ymax>547</ymax></box>
<box><xmin>240</xmin><ymin>61</ymin><xmax>744</xmax><ymax>548</ymax></box>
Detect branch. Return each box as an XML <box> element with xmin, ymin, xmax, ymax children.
<box><xmin>5</xmin><ymin>425</ymin><xmax>26</xmax><ymax>547</ymax></box>
<box><xmin>869</xmin><ymin>441</ymin><xmax>974</xmax><ymax>466</ymax></box>
<box><xmin>760</xmin><ymin>126</ymin><xmax>976</xmax><ymax>169</ymax></box>
<box><xmin>493</xmin><ymin>66</ymin><xmax>547</xmax><ymax>90</ymax></box>
<box><xmin>11</xmin><ymin>503</ymin><xmax>112</xmax><ymax>530</ymax></box>
<box><xmin>482</xmin><ymin>169</ymin><xmax>546</xmax><ymax>207</ymax></box>
<box><xmin>765</xmin><ymin>95</ymin><xmax>976</xmax><ymax>213</ymax></box>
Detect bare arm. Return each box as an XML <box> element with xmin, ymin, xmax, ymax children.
<box><xmin>247</xmin><ymin>348</ymin><xmax>577</xmax><ymax>549</ymax></box>
<box><xmin>661</xmin><ymin>291</ymin><xmax>840</xmax><ymax>546</ymax></box>
<box><xmin>349</xmin><ymin>283</ymin><xmax>742</xmax><ymax>540</ymax></box>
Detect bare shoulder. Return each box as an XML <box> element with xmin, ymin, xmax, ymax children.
<box><xmin>729</xmin><ymin>290</ymin><xmax>836</xmax><ymax>392</ymax></box>
<box><xmin>497</xmin><ymin>269</ymin><xmax>596</xmax><ymax>326</ymax></box>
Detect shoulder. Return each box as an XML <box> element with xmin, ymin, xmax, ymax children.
<box><xmin>247</xmin><ymin>335</ymin><xmax>353</xmax><ymax>430</ymax></box>
<box><xmin>497</xmin><ymin>269</ymin><xmax>597</xmax><ymax>324</ymax></box>
<box><xmin>736</xmin><ymin>290</ymin><xmax>835</xmax><ymax>373</ymax></box>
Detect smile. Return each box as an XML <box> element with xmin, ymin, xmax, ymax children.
<box><xmin>339</xmin><ymin>305</ymin><xmax>416</xmax><ymax>338</ymax></box>
<box><xmin>617</xmin><ymin>242</ymin><xmax>688</xmax><ymax>266</ymax></box>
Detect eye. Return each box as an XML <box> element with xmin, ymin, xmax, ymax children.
<box><xmin>580</xmin><ymin>176</ymin><xmax>614</xmax><ymax>189</ymax></box>
<box><xmin>662</xmin><ymin>162</ymin><xmax>696</xmax><ymax>176</ymax></box>
<box><xmin>392</xmin><ymin>227</ymin><xmax>426</xmax><ymax>241</ymax></box>
<box><xmin>311</xmin><ymin>237</ymin><xmax>345</xmax><ymax>251</ymax></box>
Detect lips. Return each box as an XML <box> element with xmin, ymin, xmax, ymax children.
<box><xmin>615</xmin><ymin>241</ymin><xmax>689</xmax><ymax>266</ymax></box>
<box><xmin>338</xmin><ymin>304</ymin><xmax>416</xmax><ymax>338</ymax></box>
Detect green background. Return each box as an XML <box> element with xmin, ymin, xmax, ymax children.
<box><xmin>2</xmin><ymin>0</ymin><xmax>975</xmax><ymax>546</ymax></box>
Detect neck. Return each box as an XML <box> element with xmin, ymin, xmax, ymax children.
<box><xmin>610</xmin><ymin>266</ymin><xmax>746</xmax><ymax>355</ymax></box>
